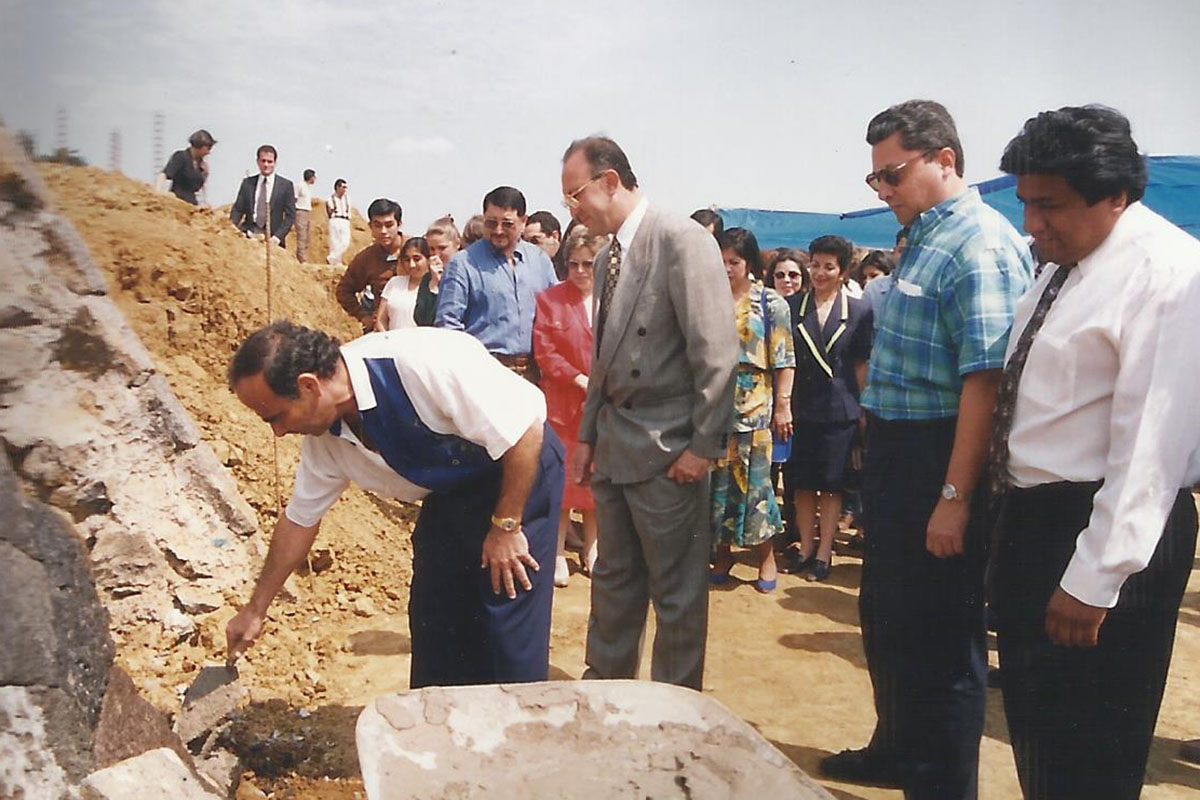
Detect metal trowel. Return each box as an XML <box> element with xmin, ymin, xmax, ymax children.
<box><xmin>183</xmin><ymin>660</ymin><xmax>240</xmax><ymax>707</ymax></box>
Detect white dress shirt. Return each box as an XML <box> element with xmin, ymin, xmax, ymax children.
<box><xmin>285</xmin><ymin>328</ymin><xmax>547</xmax><ymax>527</ymax></box>
<box><xmin>614</xmin><ymin>196</ymin><xmax>649</xmax><ymax>267</ymax></box>
<box><xmin>254</xmin><ymin>173</ymin><xmax>275</xmax><ymax>225</ymax></box>
<box><xmin>1006</xmin><ymin>202</ymin><xmax>1200</xmax><ymax>608</ymax></box>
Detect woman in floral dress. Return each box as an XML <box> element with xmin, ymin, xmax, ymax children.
<box><xmin>710</xmin><ymin>228</ymin><xmax>796</xmax><ymax>592</ymax></box>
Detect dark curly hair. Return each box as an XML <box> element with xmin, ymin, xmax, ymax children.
<box><xmin>999</xmin><ymin>105</ymin><xmax>1146</xmax><ymax>205</ymax></box>
<box><xmin>867</xmin><ymin>99</ymin><xmax>965</xmax><ymax>177</ymax></box>
<box><xmin>228</xmin><ymin>320</ymin><xmax>342</xmax><ymax>398</ymax></box>
<box><xmin>808</xmin><ymin>234</ymin><xmax>856</xmax><ymax>272</ymax></box>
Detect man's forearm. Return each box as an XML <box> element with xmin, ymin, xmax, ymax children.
<box><xmin>246</xmin><ymin>515</ymin><xmax>320</xmax><ymax>614</ymax></box>
<box><xmin>945</xmin><ymin>369</ymin><xmax>1001</xmax><ymax>495</ymax></box>
<box><xmin>494</xmin><ymin>421</ymin><xmax>542</xmax><ymax>521</ymax></box>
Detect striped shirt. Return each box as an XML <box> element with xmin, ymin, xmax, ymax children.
<box><xmin>861</xmin><ymin>188</ymin><xmax>1033</xmax><ymax>420</ymax></box>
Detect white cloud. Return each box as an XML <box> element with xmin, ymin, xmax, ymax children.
<box><xmin>386</xmin><ymin>136</ymin><xmax>455</xmax><ymax>157</ymax></box>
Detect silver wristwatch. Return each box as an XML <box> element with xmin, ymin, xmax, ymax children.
<box><xmin>941</xmin><ymin>482</ymin><xmax>967</xmax><ymax>502</ymax></box>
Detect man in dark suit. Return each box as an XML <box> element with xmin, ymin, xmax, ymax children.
<box><xmin>561</xmin><ymin>135</ymin><xmax>738</xmax><ymax>691</ymax></box>
<box><xmin>230</xmin><ymin>144</ymin><xmax>296</xmax><ymax>247</ymax></box>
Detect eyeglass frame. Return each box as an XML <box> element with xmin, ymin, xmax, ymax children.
<box><xmin>482</xmin><ymin>217</ymin><xmax>520</xmax><ymax>231</ymax></box>
<box><xmin>773</xmin><ymin>269</ymin><xmax>804</xmax><ymax>280</ymax></box>
<box><xmin>561</xmin><ymin>171</ymin><xmax>610</xmax><ymax>209</ymax></box>
<box><xmin>864</xmin><ymin>149</ymin><xmax>939</xmax><ymax>191</ymax></box>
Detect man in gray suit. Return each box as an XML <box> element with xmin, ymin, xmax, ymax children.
<box><xmin>561</xmin><ymin>136</ymin><xmax>737</xmax><ymax>690</ymax></box>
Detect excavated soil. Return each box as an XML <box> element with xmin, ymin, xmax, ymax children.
<box><xmin>38</xmin><ymin>163</ymin><xmax>1200</xmax><ymax>799</ymax></box>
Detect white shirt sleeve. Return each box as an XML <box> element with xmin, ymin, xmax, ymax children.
<box><xmin>1059</xmin><ymin>256</ymin><xmax>1200</xmax><ymax>607</ymax></box>
<box><xmin>395</xmin><ymin>330</ymin><xmax>547</xmax><ymax>459</ymax></box>
<box><xmin>284</xmin><ymin>435</ymin><xmax>352</xmax><ymax>528</ymax></box>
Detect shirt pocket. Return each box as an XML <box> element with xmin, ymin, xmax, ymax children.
<box><xmin>1019</xmin><ymin>328</ymin><xmax>1077</xmax><ymax>411</ymax></box>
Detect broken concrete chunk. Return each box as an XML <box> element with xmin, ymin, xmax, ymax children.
<box><xmin>83</xmin><ymin>747</ymin><xmax>223</xmax><ymax>799</ymax></box>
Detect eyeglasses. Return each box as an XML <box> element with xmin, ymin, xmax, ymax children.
<box><xmin>865</xmin><ymin>149</ymin><xmax>937</xmax><ymax>191</ymax></box>
<box><xmin>561</xmin><ymin>173</ymin><xmax>606</xmax><ymax>209</ymax></box>
<box><xmin>483</xmin><ymin>218</ymin><xmax>519</xmax><ymax>231</ymax></box>
<box><xmin>774</xmin><ymin>270</ymin><xmax>803</xmax><ymax>280</ymax></box>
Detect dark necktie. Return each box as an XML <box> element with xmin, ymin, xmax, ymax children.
<box><xmin>595</xmin><ymin>238</ymin><xmax>622</xmax><ymax>349</ymax></box>
<box><xmin>988</xmin><ymin>263</ymin><xmax>1074</xmax><ymax>498</ymax></box>
<box><xmin>255</xmin><ymin>176</ymin><xmax>268</xmax><ymax>227</ymax></box>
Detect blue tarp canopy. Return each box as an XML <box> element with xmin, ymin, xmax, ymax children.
<box><xmin>717</xmin><ymin>155</ymin><xmax>1200</xmax><ymax>250</ymax></box>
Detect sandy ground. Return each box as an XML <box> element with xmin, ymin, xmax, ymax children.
<box><xmin>38</xmin><ymin>164</ymin><xmax>1200</xmax><ymax>799</ymax></box>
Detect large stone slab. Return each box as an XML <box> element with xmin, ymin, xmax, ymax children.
<box><xmin>82</xmin><ymin>747</ymin><xmax>223</xmax><ymax>799</ymax></box>
<box><xmin>356</xmin><ymin>680</ymin><xmax>833</xmax><ymax>799</ymax></box>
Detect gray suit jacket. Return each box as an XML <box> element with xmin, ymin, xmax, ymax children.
<box><xmin>579</xmin><ymin>204</ymin><xmax>737</xmax><ymax>484</ymax></box>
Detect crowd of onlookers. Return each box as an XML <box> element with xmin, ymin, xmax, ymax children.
<box><xmin>167</xmin><ymin>101</ymin><xmax>1200</xmax><ymax>800</ymax></box>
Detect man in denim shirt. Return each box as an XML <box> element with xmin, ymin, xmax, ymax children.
<box><xmin>435</xmin><ymin>186</ymin><xmax>558</xmax><ymax>379</ymax></box>
<box><xmin>820</xmin><ymin>100</ymin><xmax>1033</xmax><ymax>799</ymax></box>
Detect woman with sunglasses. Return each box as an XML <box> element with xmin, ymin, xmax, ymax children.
<box><xmin>709</xmin><ymin>228</ymin><xmax>796</xmax><ymax>593</ymax></box>
<box><xmin>783</xmin><ymin>235</ymin><xmax>873</xmax><ymax>582</ymax></box>
<box><xmin>770</xmin><ymin>249</ymin><xmax>810</xmax><ymax>298</ymax></box>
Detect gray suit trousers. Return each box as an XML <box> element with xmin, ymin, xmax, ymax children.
<box><xmin>583</xmin><ymin>472</ymin><xmax>712</xmax><ymax>690</ymax></box>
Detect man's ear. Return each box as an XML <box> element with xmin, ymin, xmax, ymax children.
<box><xmin>296</xmin><ymin>373</ymin><xmax>321</xmax><ymax>398</ymax></box>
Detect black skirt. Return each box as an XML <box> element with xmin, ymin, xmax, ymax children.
<box><xmin>786</xmin><ymin>419</ymin><xmax>856</xmax><ymax>491</ymax></box>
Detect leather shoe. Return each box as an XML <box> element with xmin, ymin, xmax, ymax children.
<box><xmin>819</xmin><ymin>747</ymin><xmax>908</xmax><ymax>788</ymax></box>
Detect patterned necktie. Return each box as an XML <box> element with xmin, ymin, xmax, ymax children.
<box><xmin>255</xmin><ymin>176</ymin><xmax>268</xmax><ymax>227</ymax></box>
<box><xmin>988</xmin><ymin>263</ymin><xmax>1075</xmax><ymax>499</ymax></box>
<box><xmin>596</xmin><ymin>237</ymin><xmax>622</xmax><ymax>349</ymax></box>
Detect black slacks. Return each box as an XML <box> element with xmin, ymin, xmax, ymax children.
<box><xmin>860</xmin><ymin>416</ymin><xmax>988</xmax><ymax>800</ymax></box>
<box><xmin>993</xmin><ymin>482</ymin><xmax>1197</xmax><ymax>800</ymax></box>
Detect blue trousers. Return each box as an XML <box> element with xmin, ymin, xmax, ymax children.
<box><xmin>859</xmin><ymin>416</ymin><xmax>987</xmax><ymax>800</ymax></box>
<box><xmin>407</xmin><ymin>424</ymin><xmax>564</xmax><ymax>688</ymax></box>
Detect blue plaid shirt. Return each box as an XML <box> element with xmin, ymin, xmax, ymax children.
<box><xmin>861</xmin><ymin>188</ymin><xmax>1033</xmax><ymax>420</ymax></box>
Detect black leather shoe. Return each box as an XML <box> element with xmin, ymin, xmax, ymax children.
<box><xmin>819</xmin><ymin>747</ymin><xmax>908</xmax><ymax>787</ymax></box>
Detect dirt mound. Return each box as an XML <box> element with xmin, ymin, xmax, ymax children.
<box><xmin>37</xmin><ymin>162</ymin><xmax>416</xmax><ymax>714</ymax></box>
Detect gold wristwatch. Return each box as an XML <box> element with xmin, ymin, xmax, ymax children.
<box><xmin>490</xmin><ymin>515</ymin><xmax>520</xmax><ymax>532</ymax></box>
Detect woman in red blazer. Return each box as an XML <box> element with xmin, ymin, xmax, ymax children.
<box><xmin>534</xmin><ymin>227</ymin><xmax>606</xmax><ymax>587</ymax></box>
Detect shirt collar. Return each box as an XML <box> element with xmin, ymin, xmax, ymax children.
<box><xmin>1072</xmin><ymin>201</ymin><xmax>1146</xmax><ymax>278</ymax></box>
<box><xmin>338</xmin><ymin>339</ymin><xmax>379</xmax><ymax>419</ymax></box>
<box><xmin>908</xmin><ymin>187</ymin><xmax>978</xmax><ymax>242</ymax></box>
<box><xmin>488</xmin><ymin>239</ymin><xmax>529</xmax><ymax>263</ymax></box>
<box><xmin>615</xmin><ymin>196</ymin><xmax>649</xmax><ymax>252</ymax></box>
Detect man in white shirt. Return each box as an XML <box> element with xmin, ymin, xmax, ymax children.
<box><xmin>991</xmin><ymin>105</ymin><xmax>1200</xmax><ymax>799</ymax></box>
<box><xmin>223</xmin><ymin>322</ymin><xmax>564</xmax><ymax>688</ymax></box>
<box><xmin>326</xmin><ymin>179</ymin><xmax>353</xmax><ymax>265</ymax></box>
<box><xmin>294</xmin><ymin>169</ymin><xmax>316</xmax><ymax>263</ymax></box>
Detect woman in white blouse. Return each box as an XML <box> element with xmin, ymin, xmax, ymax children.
<box><xmin>377</xmin><ymin>237</ymin><xmax>436</xmax><ymax>331</ymax></box>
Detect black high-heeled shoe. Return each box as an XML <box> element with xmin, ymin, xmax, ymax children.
<box><xmin>779</xmin><ymin>546</ymin><xmax>815</xmax><ymax>574</ymax></box>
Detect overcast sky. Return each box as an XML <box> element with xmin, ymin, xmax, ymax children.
<box><xmin>3</xmin><ymin>0</ymin><xmax>1199</xmax><ymax>233</ymax></box>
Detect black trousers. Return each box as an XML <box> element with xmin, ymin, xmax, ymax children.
<box><xmin>408</xmin><ymin>425</ymin><xmax>564</xmax><ymax>688</ymax></box>
<box><xmin>993</xmin><ymin>482</ymin><xmax>1197</xmax><ymax>800</ymax></box>
<box><xmin>860</xmin><ymin>416</ymin><xmax>988</xmax><ymax>800</ymax></box>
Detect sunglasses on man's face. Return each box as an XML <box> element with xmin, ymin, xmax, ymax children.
<box><xmin>865</xmin><ymin>149</ymin><xmax>937</xmax><ymax>191</ymax></box>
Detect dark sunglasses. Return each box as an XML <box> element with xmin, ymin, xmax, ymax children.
<box><xmin>774</xmin><ymin>270</ymin><xmax>803</xmax><ymax>280</ymax></box>
<box><xmin>865</xmin><ymin>149</ymin><xmax>938</xmax><ymax>191</ymax></box>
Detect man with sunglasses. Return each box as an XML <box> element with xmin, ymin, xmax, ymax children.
<box><xmin>436</xmin><ymin>186</ymin><xmax>558</xmax><ymax>380</ymax></box>
<box><xmin>822</xmin><ymin>100</ymin><xmax>1033</xmax><ymax>798</ymax></box>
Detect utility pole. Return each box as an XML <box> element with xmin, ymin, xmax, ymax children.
<box><xmin>55</xmin><ymin>106</ymin><xmax>67</xmax><ymax>152</ymax></box>
<box><xmin>152</xmin><ymin>111</ymin><xmax>164</xmax><ymax>179</ymax></box>
<box><xmin>108</xmin><ymin>129</ymin><xmax>122</xmax><ymax>172</ymax></box>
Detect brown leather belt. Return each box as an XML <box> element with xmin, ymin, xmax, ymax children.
<box><xmin>492</xmin><ymin>352</ymin><xmax>540</xmax><ymax>384</ymax></box>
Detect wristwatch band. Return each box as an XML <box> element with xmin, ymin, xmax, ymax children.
<box><xmin>490</xmin><ymin>515</ymin><xmax>520</xmax><ymax>532</ymax></box>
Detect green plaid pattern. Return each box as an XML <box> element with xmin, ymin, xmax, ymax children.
<box><xmin>861</xmin><ymin>188</ymin><xmax>1034</xmax><ymax>420</ymax></box>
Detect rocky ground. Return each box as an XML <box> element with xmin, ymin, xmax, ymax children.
<box><xmin>11</xmin><ymin>157</ymin><xmax>1200</xmax><ymax>798</ymax></box>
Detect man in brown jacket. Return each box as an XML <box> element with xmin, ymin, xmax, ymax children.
<box><xmin>336</xmin><ymin>198</ymin><xmax>406</xmax><ymax>333</ymax></box>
